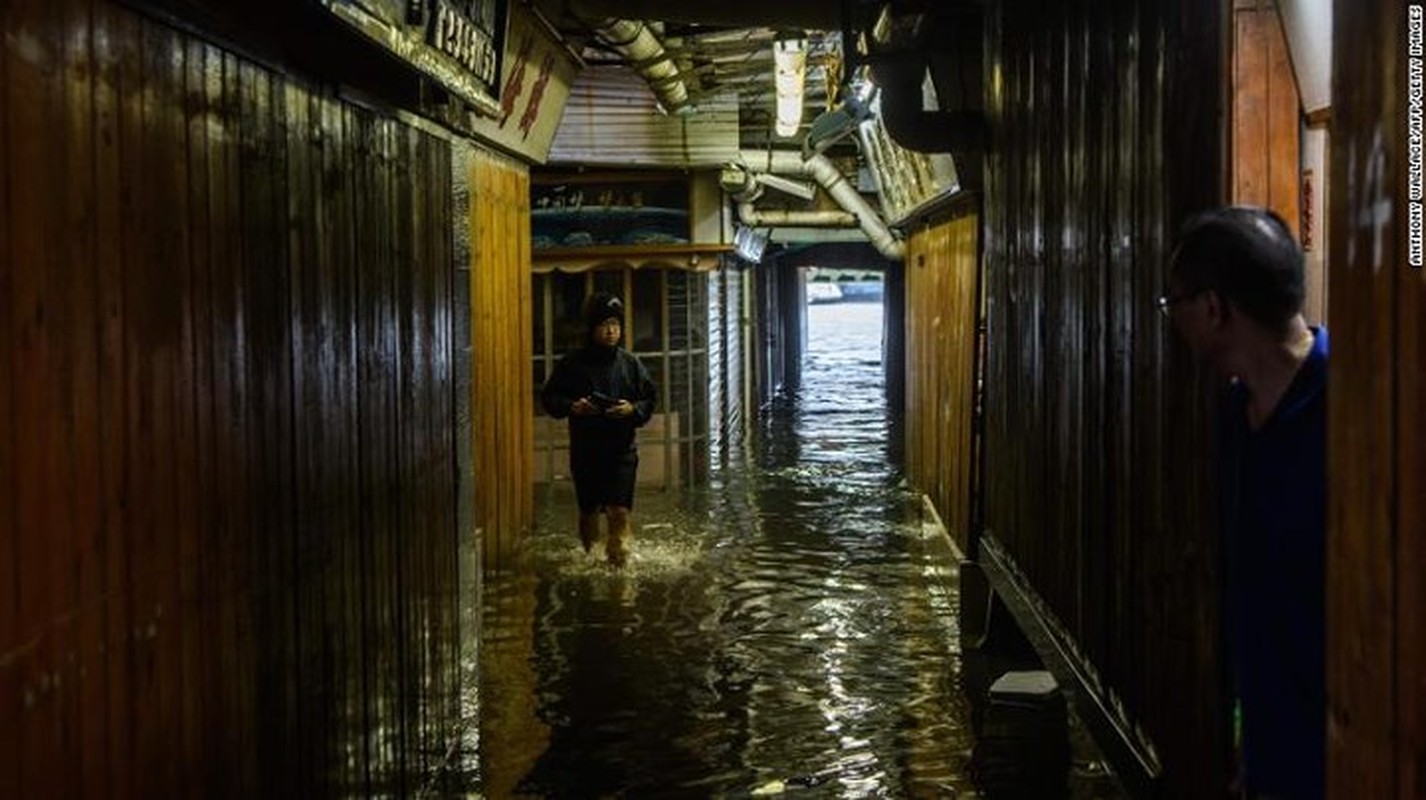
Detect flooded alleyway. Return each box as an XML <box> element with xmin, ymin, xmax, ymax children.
<box><xmin>476</xmin><ymin>302</ymin><xmax>978</xmax><ymax>797</ymax></box>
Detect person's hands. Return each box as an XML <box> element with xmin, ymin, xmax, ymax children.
<box><xmin>605</xmin><ymin>400</ymin><xmax>635</xmax><ymax>418</ymax></box>
<box><xmin>571</xmin><ymin>397</ymin><xmax>600</xmax><ymax>416</ymax></box>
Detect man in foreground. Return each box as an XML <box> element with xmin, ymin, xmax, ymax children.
<box><xmin>1162</xmin><ymin>206</ymin><xmax>1326</xmax><ymax>800</ymax></box>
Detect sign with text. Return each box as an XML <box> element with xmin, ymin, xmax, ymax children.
<box><xmin>463</xmin><ymin>4</ymin><xmax>578</xmax><ymax>163</ymax></box>
<box><xmin>323</xmin><ymin>0</ymin><xmax>508</xmax><ymax>114</ymax></box>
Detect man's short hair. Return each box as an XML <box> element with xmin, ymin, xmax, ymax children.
<box><xmin>1169</xmin><ymin>206</ymin><xmax>1305</xmax><ymax>333</ymax></box>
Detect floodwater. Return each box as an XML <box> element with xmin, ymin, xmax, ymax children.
<box><xmin>469</xmin><ymin>302</ymin><xmax>1106</xmax><ymax>798</ymax></box>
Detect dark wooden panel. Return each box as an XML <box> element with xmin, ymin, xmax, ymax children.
<box><xmin>1</xmin><ymin>1</ymin><xmax>472</xmax><ymax>795</ymax></box>
<box><xmin>8</xmin><ymin>0</ymin><xmax>68</xmax><ymax>793</ymax></box>
<box><xmin>0</xmin><ymin>0</ymin><xmax>16</xmax><ymax>792</ymax></box>
<box><xmin>979</xmin><ymin>0</ymin><xmax>1225</xmax><ymax>794</ymax></box>
<box><xmin>176</xmin><ymin>32</ymin><xmax>210</xmax><ymax>799</ymax></box>
<box><xmin>1326</xmin><ymin>1</ymin><xmax>1416</xmax><ymax>797</ymax></box>
<box><xmin>60</xmin><ymin>2</ymin><xmax>110</xmax><ymax>794</ymax></box>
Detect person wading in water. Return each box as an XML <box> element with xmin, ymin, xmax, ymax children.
<box><xmin>540</xmin><ymin>292</ymin><xmax>657</xmax><ymax>567</ymax></box>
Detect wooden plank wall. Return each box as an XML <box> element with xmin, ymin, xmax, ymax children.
<box><xmin>904</xmin><ymin>210</ymin><xmax>980</xmax><ymax>552</ymax></box>
<box><xmin>468</xmin><ymin>149</ymin><xmax>534</xmax><ymax>569</ymax></box>
<box><xmin>1326</xmin><ymin>1</ymin><xmax>1423</xmax><ymax>796</ymax></box>
<box><xmin>1232</xmin><ymin>0</ymin><xmax>1302</xmax><ymax>236</ymax></box>
<box><xmin>0</xmin><ymin>1</ymin><xmax>470</xmax><ymax>795</ymax></box>
<box><xmin>980</xmin><ymin>0</ymin><xmax>1225</xmax><ymax>794</ymax></box>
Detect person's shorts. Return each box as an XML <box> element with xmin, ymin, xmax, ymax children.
<box><xmin>570</xmin><ymin>449</ymin><xmax>639</xmax><ymax>513</ymax></box>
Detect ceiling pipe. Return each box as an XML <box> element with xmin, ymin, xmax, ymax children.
<box><xmin>737</xmin><ymin>203</ymin><xmax>857</xmax><ymax>228</ymax></box>
<box><xmin>803</xmin><ymin>153</ymin><xmax>904</xmax><ymax>261</ymax></box>
<box><xmin>738</xmin><ymin>149</ymin><xmax>814</xmax><ymax>174</ymax></box>
<box><xmin>723</xmin><ymin>156</ymin><xmax>906</xmax><ymax>261</ymax></box>
<box><xmin>578</xmin><ymin>15</ymin><xmax>692</xmax><ymax>114</ymax></box>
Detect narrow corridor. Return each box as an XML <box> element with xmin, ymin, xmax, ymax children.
<box><xmin>478</xmin><ymin>302</ymin><xmax>977</xmax><ymax>796</ymax></box>
<box><xmin>474</xmin><ymin>303</ymin><xmax>1123</xmax><ymax>797</ymax></box>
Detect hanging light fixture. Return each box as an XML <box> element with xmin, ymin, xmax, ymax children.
<box><xmin>773</xmin><ymin>37</ymin><xmax>807</xmax><ymax>138</ymax></box>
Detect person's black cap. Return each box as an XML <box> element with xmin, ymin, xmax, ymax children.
<box><xmin>584</xmin><ymin>291</ymin><xmax>624</xmax><ymax>329</ymax></box>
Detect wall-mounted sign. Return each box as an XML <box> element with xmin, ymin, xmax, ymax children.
<box><xmin>323</xmin><ymin>0</ymin><xmax>508</xmax><ymax>115</ymax></box>
<box><xmin>462</xmin><ymin>4</ymin><xmax>578</xmax><ymax>163</ymax></box>
<box><xmin>531</xmin><ymin>174</ymin><xmax>691</xmax><ymax>249</ymax></box>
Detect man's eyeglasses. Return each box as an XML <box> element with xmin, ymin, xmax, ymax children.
<box><xmin>1156</xmin><ymin>289</ymin><xmax>1204</xmax><ymax>318</ymax></box>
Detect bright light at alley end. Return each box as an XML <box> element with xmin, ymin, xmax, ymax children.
<box><xmin>773</xmin><ymin>38</ymin><xmax>807</xmax><ymax>138</ymax></box>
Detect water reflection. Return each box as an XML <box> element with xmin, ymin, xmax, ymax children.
<box><xmin>478</xmin><ymin>303</ymin><xmax>977</xmax><ymax>796</ymax></box>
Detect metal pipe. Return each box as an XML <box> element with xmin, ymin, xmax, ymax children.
<box><xmin>582</xmin><ymin>16</ymin><xmax>691</xmax><ymax>114</ymax></box>
<box><xmin>726</xmin><ymin>154</ymin><xmax>907</xmax><ymax>260</ymax></box>
<box><xmin>801</xmin><ymin>153</ymin><xmax>905</xmax><ymax>260</ymax></box>
<box><xmin>736</xmin><ymin>201</ymin><xmax>857</xmax><ymax>228</ymax></box>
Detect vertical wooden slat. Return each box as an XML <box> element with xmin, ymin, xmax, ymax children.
<box><xmin>179</xmin><ymin>32</ymin><xmax>213</xmax><ymax>800</ymax></box>
<box><xmin>338</xmin><ymin>103</ymin><xmax>360</xmax><ymax>798</ymax></box>
<box><xmin>114</xmin><ymin>12</ymin><xmax>150</xmax><ymax>796</ymax></box>
<box><xmin>182</xmin><ymin>35</ymin><xmax>215</xmax><ymax>795</ymax></box>
<box><xmin>285</xmin><ymin>76</ymin><xmax>318</xmax><ymax>794</ymax></box>
<box><xmin>5</xmin><ymin>0</ymin><xmax>60</xmax><ymax>793</ymax></box>
<box><xmin>155</xmin><ymin>25</ymin><xmax>199</xmax><ymax>797</ymax></box>
<box><xmin>58</xmin><ymin>1</ymin><xmax>109</xmax><ymax>794</ymax></box>
<box><xmin>49</xmin><ymin>0</ymin><xmax>83</xmax><ymax>794</ymax></box>
<box><xmin>0</xmin><ymin>0</ymin><xmax>16</xmax><ymax>789</ymax></box>
<box><xmin>205</xmin><ymin>45</ymin><xmax>256</xmax><ymax>797</ymax></box>
<box><xmin>89</xmin><ymin>5</ymin><xmax>132</xmax><ymax>796</ymax></box>
<box><xmin>241</xmin><ymin>58</ymin><xmax>297</xmax><ymax>793</ymax></box>
<box><xmin>375</xmin><ymin>118</ymin><xmax>401</xmax><ymax>788</ymax></box>
<box><xmin>1232</xmin><ymin>3</ymin><xmax>1270</xmax><ymax>204</ymax></box>
<box><xmin>323</xmin><ymin>93</ymin><xmax>362</xmax><ymax>797</ymax></box>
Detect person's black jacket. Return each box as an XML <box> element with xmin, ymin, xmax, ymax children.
<box><xmin>541</xmin><ymin>345</ymin><xmax>656</xmax><ymax>458</ymax></box>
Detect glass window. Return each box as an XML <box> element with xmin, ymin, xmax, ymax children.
<box><xmin>533</xmin><ymin>360</ymin><xmax>548</xmax><ymax>415</ymax></box>
<box><xmin>632</xmin><ymin>269</ymin><xmax>663</xmax><ymax>353</ymax></box>
<box><xmin>533</xmin><ymin>274</ymin><xmax>548</xmax><ymax>354</ymax></box>
<box><xmin>593</xmin><ymin>269</ymin><xmax>622</xmax><ymax>298</ymax></box>
<box><xmin>553</xmin><ymin>271</ymin><xmax>587</xmax><ymax>354</ymax></box>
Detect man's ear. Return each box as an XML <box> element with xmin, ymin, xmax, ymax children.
<box><xmin>1203</xmin><ymin>289</ymin><xmax>1230</xmax><ymax>329</ymax></box>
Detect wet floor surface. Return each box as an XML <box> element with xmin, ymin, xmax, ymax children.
<box><xmin>471</xmin><ymin>303</ymin><xmax>1122</xmax><ymax>798</ymax></box>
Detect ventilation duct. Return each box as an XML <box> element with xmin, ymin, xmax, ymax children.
<box><xmin>721</xmin><ymin>157</ymin><xmax>905</xmax><ymax>261</ymax></box>
<box><xmin>801</xmin><ymin>153</ymin><xmax>904</xmax><ymax>261</ymax></box>
<box><xmin>864</xmin><ymin>3</ymin><xmax>986</xmax><ymax>190</ymax></box>
<box><xmin>579</xmin><ymin>15</ymin><xmax>692</xmax><ymax>114</ymax></box>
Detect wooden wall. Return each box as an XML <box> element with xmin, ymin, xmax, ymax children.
<box><xmin>904</xmin><ymin>209</ymin><xmax>981</xmax><ymax>552</ymax></box>
<box><xmin>1232</xmin><ymin>0</ymin><xmax>1302</xmax><ymax>236</ymax></box>
<box><xmin>1326</xmin><ymin>1</ymin><xmax>1424</xmax><ymax>796</ymax></box>
<box><xmin>468</xmin><ymin>149</ymin><xmax>535</xmax><ymax>568</ymax></box>
<box><xmin>979</xmin><ymin>0</ymin><xmax>1225</xmax><ymax>794</ymax></box>
<box><xmin>0</xmin><ymin>1</ymin><xmax>472</xmax><ymax>796</ymax></box>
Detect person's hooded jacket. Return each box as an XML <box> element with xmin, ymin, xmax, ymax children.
<box><xmin>541</xmin><ymin>292</ymin><xmax>657</xmax><ymax>458</ymax></box>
